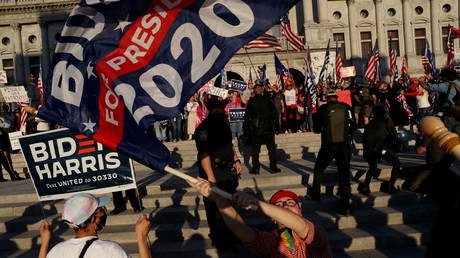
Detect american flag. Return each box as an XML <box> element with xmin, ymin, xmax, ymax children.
<box><xmin>37</xmin><ymin>70</ymin><xmax>44</xmax><ymax>105</ymax></box>
<box><xmin>446</xmin><ymin>25</ymin><xmax>460</xmax><ymax>68</ymax></box>
<box><xmin>244</xmin><ymin>33</ymin><xmax>282</xmax><ymax>51</ymax></box>
<box><xmin>335</xmin><ymin>41</ymin><xmax>343</xmax><ymax>82</ymax></box>
<box><xmin>389</xmin><ymin>39</ymin><xmax>398</xmax><ymax>84</ymax></box>
<box><xmin>421</xmin><ymin>40</ymin><xmax>436</xmax><ymax>78</ymax></box>
<box><xmin>19</xmin><ymin>101</ymin><xmax>29</xmax><ymax>134</ymax></box>
<box><xmin>400</xmin><ymin>56</ymin><xmax>410</xmax><ymax>86</ymax></box>
<box><xmin>304</xmin><ymin>46</ymin><xmax>317</xmax><ymax>112</ymax></box>
<box><xmin>318</xmin><ymin>39</ymin><xmax>330</xmax><ymax>83</ymax></box>
<box><xmin>280</xmin><ymin>15</ymin><xmax>304</xmax><ymax>51</ymax></box>
<box><xmin>364</xmin><ymin>42</ymin><xmax>380</xmax><ymax>83</ymax></box>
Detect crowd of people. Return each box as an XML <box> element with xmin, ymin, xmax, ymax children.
<box><xmin>5</xmin><ymin>67</ymin><xmax>460</xmax><ymax>257</ymax></box>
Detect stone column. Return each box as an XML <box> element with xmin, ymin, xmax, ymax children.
<box><xmin>39</xmin><ymin>22</ymin><xmax>50</xmax><ymax>79</ymax></box>
<box><xmin>317</xmin><ymin>0</ymin><xmax>329</xmax><ymax>23</ymax></box>
<box><xmin>402</xmin><ymin>0</ymin><xmax>415</xmax><ymax>65</ymax></box>
<box><xmin>374</xmin><ymin>0</ymin><xmax>388</xmax><ymax>77</ymax></box>
<box><xmin>430</xmin><ymin>0</ymin><xmax>442</xmax><ymax>66</ymax></box>
<box><xmin>303</xmin><ymin>0</ymin><xmax>314</xmax><ymax>24</ymax></box>
<box><xmin>347</xmin><ymin>0</ymin><xmax>360</xmax><ymax>61</ymax></box>
<box><xmin>11</xmin><ymin>23</ymin><xmax>25</xmax><ymax>85</ymax></box>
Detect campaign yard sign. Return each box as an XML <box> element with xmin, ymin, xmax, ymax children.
<box><xmin>229</xmin><ymin>108</ymin><xmax>245</xmax><ymax>122</ymax></box>
<box><xmin>229</xmin><ymin>80</ymin><xmax>247</xmax><ymax>92</ymax></box>
<box><xmin>19</xmin><ymin>129</ymin><xmax>136</xmax><ymax>201</ymax></box>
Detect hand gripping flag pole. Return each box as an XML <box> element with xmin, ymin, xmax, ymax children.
<box><xmin>164</xmin><ymin>166</ymin><xmax>233</xmax><ymax>200</ymax></box>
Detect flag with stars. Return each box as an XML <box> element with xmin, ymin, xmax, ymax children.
<box><xmin>38</xmin><ymin>0</ymin><xmax>300</xmax><ymax>172</ymax></box>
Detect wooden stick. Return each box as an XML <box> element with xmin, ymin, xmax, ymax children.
<box><xmin>164</xmin><ymin>166</ymin><xmax>233</xmax><ymax>200</ymax></box>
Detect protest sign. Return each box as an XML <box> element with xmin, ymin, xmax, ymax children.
<box><xmin>229</xmin><ymin>108</ymin><xmax>245</xmax><ymax>122</ymax></box>
<box><xmin>337</xmin><ymin>90</ymin><xmax>352</xmax><ymax>107</ymax></box>
<box><xmin>0</xmin><ymin>70</ymin><xmax>7</xmax><ymax>84</ymax></box>
<box><xmin>19</xmin><ymin>129</ymin><xmax>136</xmax><ymax>201</ymax></box>
<box><xmin>340</xmin><ymin>66</ymin><xmax>357</xmax><ymax>78</ymax></box>
<box><xmin>8</xmin><ymin>131</ymin><xmax>22</xmax><ymax>151</ymax></box>
<box><xmin>208</xmin><ymin>86</ymin><xmax>228</xmax><ymax>98</ymax></box>
<box><xmin>0</xmin><ymin>86</ymin><xmax>29</xmax><ymax>103</ymax></box>
<box><xmin>229</xmin><ymin>80</ymin><xmax>248</xmax><ymax>92</ymax></box>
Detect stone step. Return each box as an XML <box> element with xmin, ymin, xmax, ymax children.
<box><xmin>0</xmin><ymin>179</ymin><xmax>431</xmax><ymax>218</ymax></box>
<box><xmin>0</xmin><ymin>244</ymin><xmax>427</xmax><ymax>258</ymax></box>
<box><xmin>0</xmin><ymin>152</ymin><xmax>425</xmax><ymax>205</ymax></box>
<box><xmin>334</xmin><ymin>247</ymin><xmax>426</xmax><ymax>258</ymax></box>
<box><xmin>0</xmin><ymin>201</ymin><xmax>437</xmax><ymax>234</ymax></box>
<box><xmin>0</xmin><ymin>220</ymin><xmax>431</xmax><ymax>252</ymax></box>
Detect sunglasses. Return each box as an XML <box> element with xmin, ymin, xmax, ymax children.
<box><xmin>274</xmin><ymin>199</ymin><xmax>298</xmax><ymax>208</ymax></box>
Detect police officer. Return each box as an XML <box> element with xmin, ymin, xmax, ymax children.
<box><xmin>359</xmin><ymin>105</ymin><xmax>400</xmax><ymax>195</ymax></box>
<box><xmin>307</xmin><ymin>90</ymin><xmax>355</xmax><ymax>215</ymax></box>
<box><xmin>194</xmin><ymin>96</ymin><xmax>243</xmax><ymax>250</ymax></box>
<box><xmin>244</xmin><ymin>83</ymin><xmax>281</xmax><ymax>174</ymax></box>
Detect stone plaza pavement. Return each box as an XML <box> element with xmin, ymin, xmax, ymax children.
<box><xmin>0</xmin><ymin>131</ymin><xmax>437</xmax><ymax>257</ymax></box>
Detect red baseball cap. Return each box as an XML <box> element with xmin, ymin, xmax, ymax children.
<box><xmin>269</xmin><ymin>190</ymin><xmax>299</xmax><ymax>204</ymax></box>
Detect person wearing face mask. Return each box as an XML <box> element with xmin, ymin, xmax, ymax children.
<box><xmin>188</xmin><ymin>178</ymin><xmax>332</xmax><ymax>257</ymax></box>
<box><xmin>193</xmin><ymin>96</ymin><xmax>243</xmax><ymax>250</ymax></box>
<box><xmin>38</xmin><ymin>193</ymin><xmax>152</xmax><ymax>258</ymax></box>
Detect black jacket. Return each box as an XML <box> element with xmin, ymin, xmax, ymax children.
<box><xmin>244</xmin><ymin>94</ymin><xmax>278</xmax><ymax>135</ymax></box>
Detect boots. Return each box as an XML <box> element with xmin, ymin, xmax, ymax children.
<box><xmin>337</xmin><ymin>197</ymin><xmax>351</xmax><ymax>216</ymax></box>
<box><xmin>357</xmin><ymin>182</ymin><xmax>371</xmax><ymax>195</ymax></box>
<box><xmin>380</xmin><ymin>181</ymin><xmax>398</xmax><ymax>194</ymax></box>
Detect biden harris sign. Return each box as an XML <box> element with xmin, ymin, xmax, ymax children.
<box><xmin>19</xmin><ymin>129</ymin><xmax>136</xmax><ymax>201</ymax></box>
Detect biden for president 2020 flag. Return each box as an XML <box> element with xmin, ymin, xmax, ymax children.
<box><xmin>38</xmin><ymin>0</ymin><xmax>300</xmax><ymax>172</ymax></box>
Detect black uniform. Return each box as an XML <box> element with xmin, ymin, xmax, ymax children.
<box><xmin>244</xmin><ymin>94</ymin><xmax>278</xmax><ymax>172</ymax></box>
<box><xmin>309</xmin><ymin>101</ymin><xmax>354</xmax><ymax>211</ymax></box>
<box><xmin>361</xmin><ymin>115</ymin><xmax>400</xmax><ymax>194</ymax></box>
<box><xmin>194</xmin><ymin>113</ymin><xmax>240</xmax><ymax>249</ymax></box>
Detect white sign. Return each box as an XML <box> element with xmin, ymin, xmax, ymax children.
<box><xmin>0</xmin><ymin>70</ymin><xmax>7</xmax><ymax>84</ymax></box>
<box><xmin>340</xmin><ymin>66</ymin><xmax>357</xmax><ymax>78</ymax></box>
<box><xmin>208</xmin><ymin>86</ymin><xmax>228</xmax><ymax>98</ymax></box>
<box><xmin>8</xmin><ymin>131</ymin><xmax>23</xmax><ymax>151</ymax></box>
<box><xmin>0</xmin><ymin>86</ymin><xmax>29</xmax><ymax>103</ymax></box>
<box><xmin>310</xmin><ymin>50</ymin><xmax>337</xmax><ymax>83</ymax></box>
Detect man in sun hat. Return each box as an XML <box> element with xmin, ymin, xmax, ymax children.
<box><xmin>38</xmin><ymin>192</ymin><xmax>152</xmax><ymax>258</ymax></box>
<box><xmin>189</xmin><ymin>177</ymin><xmax>332</xmax><ymax>257</ymax></box>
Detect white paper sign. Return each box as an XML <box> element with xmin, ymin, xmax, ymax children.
<box><xmin>8</xmin><ymin>131</ymin><xmax>23</xmax><ymax>151</ymax></box>
<box><xmin>0</xmin><ymin>86</ymin><xmax>29</xmax><ymax>103</ymax></box>
<box><xmin>208</xmin><ymin>86</ymin><xmax>228</xmax><ymax>98</ymax></box>
<box><xmin>0</xmin><ymin>70</ymin><xmax>7</xmax><ymax>84</ymax></box>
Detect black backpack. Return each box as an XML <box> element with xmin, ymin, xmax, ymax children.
<box><xmin>324</xmin><ymin>102</ymin><xmax>350</xmax><ymax>143</ymax></box>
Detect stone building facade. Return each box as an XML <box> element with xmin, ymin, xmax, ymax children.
<box><xmin>0</xmin><ymin>0</ymin><xmax>458</xmax><ymax>91</ymax></box>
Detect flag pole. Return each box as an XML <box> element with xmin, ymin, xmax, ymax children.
<box><xmin>164</xmin><ymin>166</ymin><xmax>233</xmax><ymax>200</ymax></box>
<box><xmin>244</xmin><ymin>49</ymin><xmax>260</xmax><ymax>81</ymax></box>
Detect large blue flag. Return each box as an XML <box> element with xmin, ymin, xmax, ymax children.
<box><xmin>38</xmin><ymin>0</ymin><xmax>300</xmax><ymax>172</ymax></box>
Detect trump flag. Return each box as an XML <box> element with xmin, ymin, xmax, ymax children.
<box><xmin>38</xmin><ymin>0</ymin><xmax>300</xmax><ymax>172</ymax></box>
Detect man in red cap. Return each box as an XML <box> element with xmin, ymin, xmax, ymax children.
<box><xmin>189</xmin><ymin>178</ymin><xmax>332</xmax><ymax>257</ymax></box>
